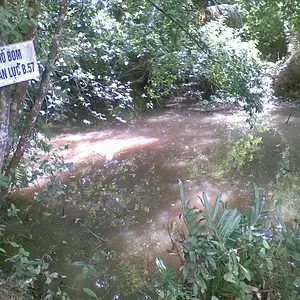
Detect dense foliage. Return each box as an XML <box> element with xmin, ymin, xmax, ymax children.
<box><xmin>156</xmin><ymin>182</ymin><xmax>300</xmax><ymax>299</ymax></box>
<box><xmin>237</xmin><ymin>0</ymin><xmax>300</xmax><ymax>60</ymax></box>
<box><xmin>0</xmin><ymin>0</ymin><xmax>269</xmax><ymax>194</ymax></box>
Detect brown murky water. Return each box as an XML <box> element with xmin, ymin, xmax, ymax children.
<box><xmin>6</xmin><ymin>104</ymin><xmax>300</xmax><ymax>299</ymax></box>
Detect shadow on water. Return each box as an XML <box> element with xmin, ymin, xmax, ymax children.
<box><xmin>6</xmin><ymin>106</ymin><xmax>300</xmax><ymax>299</ymax></box>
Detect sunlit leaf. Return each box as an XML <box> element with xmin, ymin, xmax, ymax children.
<box><xmin>156</xmin><ymin>257</ymin><xmax>166</xmax><ymax>271</ymax></box>
<box><xmin>9</xmin><ymin>242</ymin><xmax>19</xmax><ymax>248</ymax></box>
<box><xmin>45</xmin><ymin>277</ymin><xmax>51</xmax><ymax>284</ymax></box>
<box><xmin>262</xmin><ymin>239</ymin><xmax>270</xmax><ymax>249</ymax></box>
<box><xmin>239</xmin><ymin>264</ymin><xmax>251</xmax><ymax>281</ymax></box>
<box><xmin>293</xmin><ymin>277</ymin><xmax>300</xmax><ymax>287</ymax></box>
<box><xmin>50</xmin><ymin>272</ymin><xmax>59</xmax><ymax>278</ymax></box>
<box><xmin>224</xmin><ymin>272</ymin><xmax>237</xmax><ymax>284</ymax></box>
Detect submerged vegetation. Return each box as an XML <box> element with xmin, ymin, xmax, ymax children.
<box><xmin>0</xmin><ymin>0</ymin><xmax>300</xmax><ymax>299</ymax></box>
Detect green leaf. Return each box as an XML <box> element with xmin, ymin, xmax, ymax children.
<box><xmin>0</xmin><ymin>248</ymin><xmax>6</xmax><ymax>253</ymax></box>
<box><xmin>9</xmin><ymin>242</ymin><xmax>19</xmax><ymax>248</ymax></box>
<box><xmin>201</xmin><ymin>192</ymin><xmax>211</xmax><ymax>215</ymax></box>
<box><xmin>224</xmin><ymin>272</ymin><xmax>237</xmax><ymax>284</ymax></box>
<box><xmin>293</xmin><ymin>277</ymin><xmax>300</xmax><ymax>287</ymax></box>
<box><xmin>156</xmin><ymin>257</ymin><xmax>166</xmax><ymax>271</ymax></box>
<box><xmin>212</xmin><ymin>194</ymin><xmax>222</xmax><ymax>220</ymax></box>
<box><xmin>254</xmin><ymin>183</ymin><xmax>259</xmax><ymax>203</ymax></box>
<box><xmin>259</xmin><ymin>248</ymin><xmax>266</xmax><ymax>257</ymax></box>
<box><xmin>19</xmin><ymin>248</ymin><xmax>30</xmax><ymax>256</ymax></box>
<box><xmin>45</xmin><ymin>277</ymin><xmax>51</xmax><ymax>284</ymax></box>
<box><xmin>82</xmin><ymin>266</ymin><xmax>89</xmax><ymax>279</ymax></box>
<box><xmin>18</xmin><ymin>19</ymin><xmax>29</xmax><ymax>34</ymax></box>
<box><xmin>119</xmin><ymin>267</ymin><xmax>131</xmax><ymax>273</ymax></box>
<box><xmin>183</xmin><ymin>264</ymin><xmax>189</xmax><ymax>279</ymax></box>
<box><xmin>207</xmin><ymin>256</ymin><xmax>216</xmax><ymax>269</ymax></box>
<box><xmin>50</xmin><ymin>272</ymin><xmax>59</xmax><ymax>278</ymax></box>
<box><xmin>239</xmin><ymin>264</ymin><xmax>251</xmax><ymax>281</ymax></box>
<box><xmin>0</xmin><ymin>174</ymin><xmax>8</xmax><ymax>189</ymax></box>
<box><xmin>262</xmin><ymin>239</ymin><xmax>270</xmax><ymax>249</ymax></box>
<box><xmin>82</xmin><ymin>288</ymin><xmax>98</xmax><ymax>299</ymax></box>
<box><xmin>72</xmin><ymin>261</ymin><xmax>86</xmax><ymax>267</ymax></box>
<box><xmin>42</xmin><ymin>262</ymin><xmax>49</xmax><ymax>270</ymax></box>
<box><xmin>265</xmin><ymin>257</ymin><xmax>273</xmax><ymax>270</ymax></box>
<box><xmin>217</xmin><ymin>208</ymin><xmax>241</xmax><ymax>241</ymax></box>
<box><xmin>211</xmin><ymin>297</ymin><xmax>219</xmax><ymax>300</ymax></box>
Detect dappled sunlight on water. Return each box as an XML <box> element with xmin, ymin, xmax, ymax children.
<box><xmin>52</xmin><ymin>131</ymin><xmax>159</xmax><ymax>165</ymax></box>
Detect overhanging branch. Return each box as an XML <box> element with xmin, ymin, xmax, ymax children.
<box><xmin>145</xmin><ymin>0</ymin><xmax>207</xmax><ymax>52</ymax></box>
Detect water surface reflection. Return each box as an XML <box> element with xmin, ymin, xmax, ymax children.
<box><xmin>9</xmin><ymin>106</ymin><xmax>300</xmax><ymax>299</ymax></box>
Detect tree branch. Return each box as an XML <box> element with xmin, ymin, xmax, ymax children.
<box><xmin>145</xmin><ymin>0</ymin><xmax>207</xmax><ymax>52</ymax></box>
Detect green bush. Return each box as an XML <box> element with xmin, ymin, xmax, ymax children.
<box><xmin>156</xmin><ymin>182</ymin><xmax>300</xmax><ymax>299</ymax></box>
<box><xmin>200</xmin><ymin>18</ymin><xmax>265</xmax><ymax>116</ymax></box>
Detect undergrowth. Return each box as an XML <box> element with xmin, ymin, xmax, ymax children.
<box><xmin>156</xmin><ymin>181</ymin><xmax>300</xmax><ymax>299</ymax></box>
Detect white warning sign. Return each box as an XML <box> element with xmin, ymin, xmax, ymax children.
<box><xmin>0</xmin><ymin>40</ymin><xmax>39</xmax><ymax>88</ymax></box>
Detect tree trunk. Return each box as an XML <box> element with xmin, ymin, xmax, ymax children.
<box><xmin>0</xmin><ymin>87</ymin><xmax>11</xmax><ymax>171</ymax></box>
<box><xmin>0</xmin><ymin>0</ymin><xmax>10</xmax><ymax>171</ymax></box>
<box><xmin>7</xmin><ymin>0</ymin><xmax>70</xmax><ymax>174</ymax></box>
<box><xmin>9</xmin><ymin>0</ymin><xmax>40</xmax><ymax>128</ymax></box>
<box><xmin>5</xmin><ymin>0</ymin><xmax>41</xmax><ymax>164</ymax></box>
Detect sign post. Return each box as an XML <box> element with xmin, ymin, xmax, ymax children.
<box><xmin>0</xmin><ymin>40</ymin><xmax>39</xmax><ymax>88</ymax></box>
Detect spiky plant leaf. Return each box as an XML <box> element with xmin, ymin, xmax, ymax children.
<box><xmin>243</xmin><ymin>184</ymin><xmax>268</xmax><ymax>230</ymax></box>
<box><xmin>202</xmin><ymin>192</ymin><xmax>211</xmax><ymax>216</ymax></box>
<box><xmin>179</xmin><ymin>180</ymin><xmax>205</xmax><ymax>235</ymax></box>
<box><xmin>275</xmin><ymin>201</ymin><xmax>286</xmax><ymax>232</ymax></box>
<box><xmin>218</xmin><ymin>209</ymin><xmax>241</xmax><ymax>242</ymax></box>
<box><xmin>212</xmin><ymin>195</ymin><xmax>223</xmax><ymax>221</ymax></box>
<box><xmin>198</xmin><ymin>193</ymin><xmax>241</xmax><ymax>243</ymax></box>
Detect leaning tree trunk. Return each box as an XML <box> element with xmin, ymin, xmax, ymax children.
<box><xmin>6</xmin><ymin>0</ymin><xmax>70</xmax><ymax>175</ymax></box>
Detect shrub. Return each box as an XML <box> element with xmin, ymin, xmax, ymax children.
<box><xmin>156</xmin><ymin>182</ymin><xmax>300</xmax><ymax>299</ymax></box>
<box><xmin>200</xmin><ymin>18</ymin><xmax>265</xmax><ymax>117</ymax></box>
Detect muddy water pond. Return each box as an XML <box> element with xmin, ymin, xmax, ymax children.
<box><xmin>7</xmin><ymin>104</ymin><xmax>300</xmax><ymax>299</ymax></box>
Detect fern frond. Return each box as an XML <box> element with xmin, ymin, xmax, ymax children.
<box><xmin>12</xmin><ymin>162</ymin><xmax>29</xmax><ymax>188</ymax></box>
